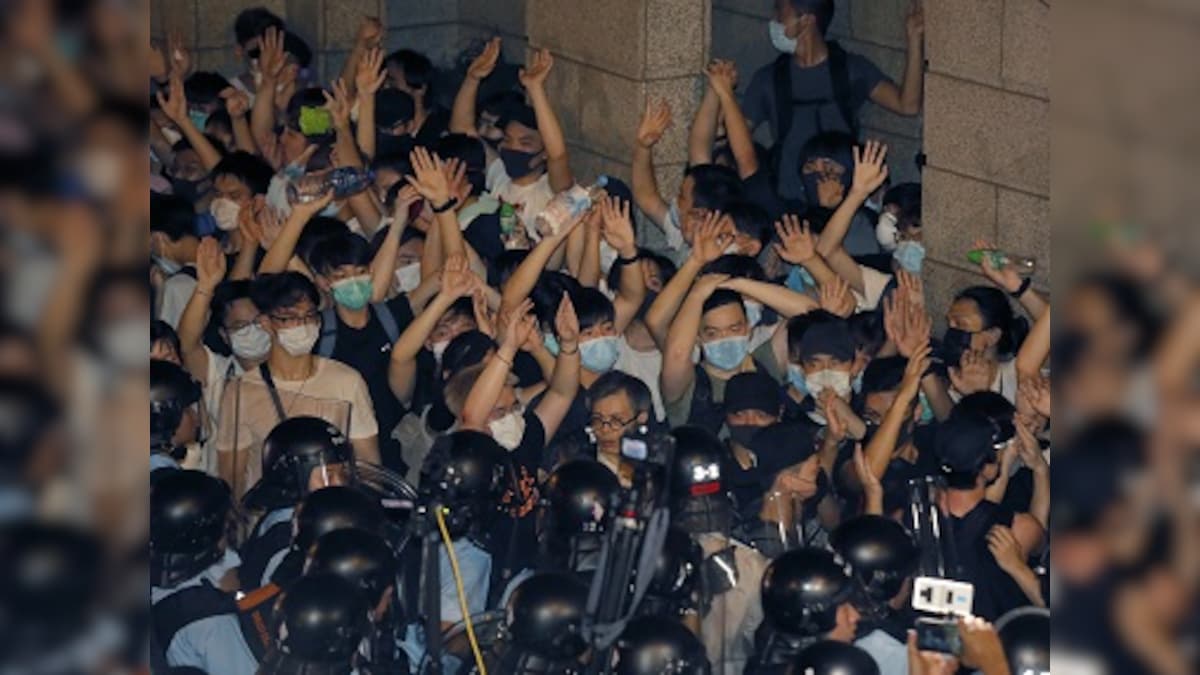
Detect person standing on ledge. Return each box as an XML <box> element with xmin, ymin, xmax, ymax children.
<box><xmin>742</xmin><ymin>0</ymin><xmax>925</xmax><ymax>204</ymax></box>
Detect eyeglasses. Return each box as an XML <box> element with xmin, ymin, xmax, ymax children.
<box><xmin>225</xmin><ymin>316</ymin><xmax>261</xmax><ymax>332</ymax></box>
<box><xmin>589</xmin><ymin>414</ymin><xmax>637</xmax><ymax>431</ymax></box>
<box><xmin>269</xmin><ymin>311</ymin><xmax>319</xmax><ymax>327</ymax></box>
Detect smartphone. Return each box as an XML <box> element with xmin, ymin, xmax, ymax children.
<box><xmin>916</xmin><ymin>617</ymin><xmax>961</xmax><ymax>655</ymax></box>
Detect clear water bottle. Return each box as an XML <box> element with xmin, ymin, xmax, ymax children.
<box><xmin>966</xmin><ymin>248</ymin><xmax>1037</xmax><ymax>276</ymax></box>
<box><xmin>535</xmin><ymin>175</ymin><xmax>609</xmax><ymax>238</ymax></box>
<box><xmin>287</xmin><ymin>167</ymin><xmax>375</xmax><ymax>204</ymax></box>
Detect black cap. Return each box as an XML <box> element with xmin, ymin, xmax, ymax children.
<box><xmin>934</xmin><ymin>411</ymin><xmax>997</xmax><ymax>475</ymax></box>
<box><xmin>798</xmin><ymin>319</ymin><xmax>855</xmax><ymax>362</ymax></box>
<box><xmin>375</xmin><ymin>89</ymin><xmax>415</xmax><ymax>129</ymax></box>
<box><xmin>748</xmin><ymin>421</ymin><xmax>818</xmax><ymax>480</ymax></box>
<box><xmin>724</xmin><ymin>371</ymin><xmax>782</xmax><ymax>416</ymax></box>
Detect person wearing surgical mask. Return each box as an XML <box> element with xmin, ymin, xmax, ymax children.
<box><xmin>215</xmin><ymin>272</ymin><xmax>380</xmax><ymax>497</ymax></box>
<box><xmin>786</xmin><ymin>313</ymin><xmax>867</xmax><ymax>442</ymax></box>
<box><xmin>208</xmin><ymin>151</ymin><xmax>275</xmax><ymax>246</ymax></box>
<box><xmin>86</xmin><ymin>268</ymin><xmax>153</xmax><ymax>372</ymax></box>
<box><xmin>150</xmin><ymin>194</ymin><xmax>200</xmax><ymax>328</ymax></box>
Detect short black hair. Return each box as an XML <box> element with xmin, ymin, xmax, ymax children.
<box><xmin>786</xmin><ymin>309</ymin><xmax>837</xmax><ymax>362</ymax></box>
<box><xmin>493</xmin><ymin>249</ymin><xmax>530</xmax><ymax>289</ymax></box>
<box><xmin>606</xmin><ymin>248</ymin><xmax>676</xmax><ymax>294</ymax></box>
<box><xmin>860</xmin><ymin>356</ymin><xmax>907</xmax><ymax>397</ymax></box>
<box><xmin>296</xmin><ymin>216</ymin><xmax>351</xmax><ymax>270</ymax></box>
<box><xmin>952</xmin><ymin>286</ymin><xmax>1029</xmax><ymax>360</ymax></box>
<box><xmin>724</xmin><ymin>200</ymin><xmax>773</xmax><ymax>249</ymax></box>
<box><xmin>151</xmin><ymin>320</ymin><xmax>182</xmax><ymax>356</ymax></box>
<box><xmin>848</xmin><ymin>310</ymin><xmax>886</xmax><ymax>357</ymax></box>
<box><xmin>435</xmin><ymin>133</ymin><xmax>488</xmax><ymax>196</ymax></box>
<box><xmin>572</xmin><ymin>288</ymin><xmax>615</xmax><ymax>333</ymax></box>
<box><xmin>588</xmin><ymin>371</ymin><xmax>653</xmax><ymax>417</ymax></box>
<box><xmin>702</xmin><ymin>289</ymin><xmax>746</xmax><ymax>318</ymax></box>
<box><xmin>375</xmin><ymin>89</ymin><xmax>415</xmax><ymax>129</ymax></box>
<box><xmin>801</xmin><ymin>131</ymin><xmax>856</xmax><ymax>171</ymax></box>
<box><xmin>308</xmin><ymin>232</ymin><xmax>372</xmax><ymax>276</ymax></box>
<box><xmin>385</xmin><ymin>49</ymin><xmax>435</xmax><ymax>105</ymax></box>
<box><xmin>700</xmin><ymin>254</ymin><xmax>766</xmax><ymax>282</ymax></box>
<box><xmin>184</xmin><ymin>72</ymin><xmax>231</xmax><ymax>107</ymax></box>
<box><xmin>480</xmin><ymin>90</ymin><xmax>526</xmax><ymax>118</ymax></box>
<box><xmin>500</xmin><ymin>103</ymin><xmax>539</xmax><ymax>133</ymax></box>
<box><xmin>211</xmin><ymin>151</ymin><xmax>274</xmax><ymax>195</ymax></box>
<box><xmin>283</xmin><ymin>31</ymin><xmax>313</xmax><ymax>69</ymax></box>
<box><xmin>788</xmin><ymin>0</ymin><xmax>836</xmax><ymax>35</ymax></box>
<box><xmin>234</xmin><ymin>7</ymin><xmax>284</xmax><ymax>47</ymax></box>
<box><xmin>531</xmin><ymin>272</ymin><xmax>583</xmax><ymax>331</ymax></box>
<box><xmin>684</xmin><ymin>164</ymin><xmax>742</xmax><ymax>211</ymax></box>
<box><xmin>150</xmin><ymin>193</ymin><xmax>197</xmax><ymax>240</ymax></box>
<box><xmin>250</xmin><ymin>272</ymin><xmax>320</xmax><ymax>315</ymax></box>
<box><xmin>210</xmin><ymin>280</ymin><xmax>253</xmax><ymax>331</ymax></box>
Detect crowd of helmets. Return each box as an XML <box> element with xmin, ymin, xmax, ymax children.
<box><xmin>145</xmin><ymin>4</ymin><xmax>1053</xmax><ymax>675</ymax></box>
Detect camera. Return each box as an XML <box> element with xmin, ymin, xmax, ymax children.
<box><xmin>620</xmin><ymin>427</ymin><xmax>674</xmax><ymax>466</ymax></box>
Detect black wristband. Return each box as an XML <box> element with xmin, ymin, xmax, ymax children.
<box><xmin>431</xmin><ymin>197</ymin><xmax>459</xmax><ymax>214</ymax></box>
<box><xmin>1010</xmin><ymin>276</ymin><xmax>1032</xmax><ymax>298</ymax></box>
<box><xmin>615</xmin><ymin>251</ymin><xmax>642</xmax><ymax>266</ymax></box>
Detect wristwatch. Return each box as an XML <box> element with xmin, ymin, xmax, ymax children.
<box><xmin>1009</xmin><ymin>276</ymin><xmax>1032</xmax><ymax>298</ymax></box>
<box><xmin>431</xmin><ymin>197</ymin><xmax>459</xmax><ymax>214</ymax></box>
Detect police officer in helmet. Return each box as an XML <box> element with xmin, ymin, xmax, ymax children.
<box><xmin>995</xmin><ymin>607</ymin><xmax>1049</xmax><ymax>675</ymax></box>
<box><xmin>613</xmin><ymin>616</ymin><xmax>711</xmax><ymax>675</ymax></box>
<box><xmin>750</xmin><ymin>547</ymin><xmax>860</xmax><ymax>673</ymax></box>
<box><xmin>490</xmin><ymin>571</ymin><xmax>589</xmax><ymax>674</ymax></box>
<box><xmin>259</xmin><ymin>573</ymin><xmax>373</xmax><ymax>675</ymax></box>
<box><xmin>151</xmin><ymin>359</ymin><xmax>204</xmax><ymax>473</ymax></box>
<box><xmin>638</xmin><ymin>525</ymin><xmax>705</xmax><ymax>628</ymax></box>
<box><xmin>790</xmin><ymin>641</ymin><xmax>880</xmax><ymax>675</ymax></box>
<box><xmin>265</xmin><ymin>485</ymin><xmax>388</xmax><ymax>589</ymax></box>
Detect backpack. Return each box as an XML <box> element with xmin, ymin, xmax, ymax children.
<box><xmin>316</xmin><ymin>302</ymin><xmax>401</xmax><ymax>358</ymax></box>
<box><xmin>768</xmin><ymin>41</ymin><xmax>859</xmax><ymax>181</ymax></box>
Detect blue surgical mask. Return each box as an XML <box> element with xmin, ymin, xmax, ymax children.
<box><xmin>580</xmin><ymin>336</ymin><xmax>620</xmax><ymax>373</ymax></box>
<box><xmin>893</xmin><ymin>240</ymin><xmax>927</xmax><ymax>274</ymax></box>
<box><xmin>188</xmin><ymin>108</ymin><xmax>210</xmax><ymax>132</ymax></box>
<box><xmin>852</xmin><ymin>370</ymin><xmax>864</xmax><ymax>394</ymax></box>
<box><xmin>702</xmin><ymin>335</ymin><xmax>750</xmax><ymax>371</ymax></box>
<box><xmin>153</xmin><ymin>256</ymin><xmax>182</xmax><ymax>276</ymax></box>
<box><xmin>769</xmin><ymin>20</ymin><xmax>798</xmax><ymax>53</ymax></box>
<box><xmin>543</xmin><ymin>333</ymin><xmax>560</xmax><ymax>356</ymax></box>
<box><xmin>744</xmin><ymin>301</ymin><xmax>764</xmax><ymax>328</ymax></box>
<box><xmin>330</xmin><ymin>275</ymin><xmax>373</xmax><ymax>310</ymax></box>
<box><xmin>786</xmin><ymin>265</ymin><xmax>817</xmax><ymax>293</ymax></box>
<box><xmin>787</xmin><ymin>364</ymin><xmax>808</xmax><ymax>395</ymax></box>
<box><xmin>918</xmin><ymin>391</ymin><xmax>935</xmax><ymax>424</ymax></box>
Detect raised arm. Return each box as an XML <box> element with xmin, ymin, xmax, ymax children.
<box><xmin>718</xmin><ymin>277</ymin><xmax>818</xmax><ymax>319</ymax></box>
<box><xmin>257</xmin><ymin>190</ymin><xmax>334</xmax><ymax>274</ymax></box>
<box><xmin>500</xmin><ymin>212</ymin><xmax>584</xmax><ymax>312</ymax></box>
<box><xmin>156</xmin><ymin>76</ymin><xmax>222</xmax><ymax>171</ymax></box>
<box><xmin>220</xmin><ymin>87</ymin><xmax>259</xmax><ymax>155</ymax></box>
<box><xmin>178</xmin><ymin>238</ymin><xmax>226</xmax><ymax>384</ymax></box>
<box><xmin>534</xmin><ymin>294</ymin><xmax>582</xmax><ymax>440</ymax></box>
<box><xmin>389</xmin><ymin>257</ymin><xmax>476</xmax><ymax>405</ymax></box>
<box><xmin>250</xmin><ymin>27</ymin><xmax>286</xmax><ymax>166</ymax></box>
<box><xmin>973</xmin><ymin>237</ymin><xmax>1049</xmax><ymax>321</ymax></box>
<box><xmin>340</xmin><ymin>17</ymin><xmax>383</xmax><ymax>99</ymax></box>
<box><xmin>644</xmin><ymin>211</ymin><xmax>731</xmax><ymax>347</ymax></box>
<box><xmin>661</xmin><ymin>274</ymin><xmax>728</xmax><ymax>408</ymax></box>
<box><xmin>1015</xmin><ymin>306</ymin><xmax>1050</xmax><ymax>377</ymax></box>
<box><xmin>631</xmin><ymin>98</ymin><xmax>673</xmax><ymax>226</ymax></box>
<box><xmin>450</xmin><ymin>38</ymin><xmax>500</xmax><ymax>136</ymax></box>
<box><xmin>706</xmin><ymin>60</ymin><xmax>759</xmax><ymax>178</ymax></box>
<box><xmin>863</xmin><ymin>345</ymin><xmax>930</xmax><ymax>479</ymax></box>
<box><xmin>406</xmin><ymin>147</ymin><xmax>467</xmax><ymax>264</ymax></box>
<box><xmin>368</xmin><ymin>190</ymin><xmax>416</xmax><ymax>303</ymax></box>
<box><xmin>354</xmin><ymin>48</ymin><xmax>389</xmax><ymax>161</ymax></box>
<box><xmin>520</xmin><ymin>49</ymin><xmax>573</xmax><ymax>193</ymax></box>
<box><xmin>817</xmin><ymin>141</ymin><xmax>890</xmax><ymax>292</ymax></box>
<box><xmin>462</xmin><ymin>299</ymin><xmax>536</xmax><ymax>431</ymax></box>
<box><xmin>599</xmin><ymin>197</ymin><xmax>646</xmax><ymax>333</ymax></box>
<box><xmin>688</xmin><ymin>72</ymin><xmax>721</xmax><ymax>166</ymax></box>
<box><xmin>868</xmin><ymin>3</ymin><xmax>925</xmax><ymax>117</ymax></box>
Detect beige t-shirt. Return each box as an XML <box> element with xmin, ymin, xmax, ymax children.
<box><xmin>696</xmin><ymin>533</ymin><xmax>767</xmax><ymax>674</ymax></box>
<box><xmin>216</xmin><ymin>357</ymin><xmax>378</xmax><ymax>491</ymax></box>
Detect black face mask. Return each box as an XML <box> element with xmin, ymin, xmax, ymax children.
<box><xmin>375</xmin><ymin>132</ymin><xmax>414</xmax><ymax>160</ymax></box>
<box><xmin>941</xmin><ymin>327</ymin><xmax>975</xmax><ymax>364</ymax></box>
<box><xmin>500</xmin><ymin>148</ymin><xmax>542</xmax><ymax>179</ymax></box>
<box><xmin>171</xmin><ymin>176</ymin><xmax>209</xmax><ymax>204</ymax></box>
<box><xmin>728</xmin><ymin>424</ymin><xmax>762</xmax><ymax>449</ymax></box>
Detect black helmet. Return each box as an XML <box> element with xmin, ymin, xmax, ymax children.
<box><xmin>540</xmin><ymin>459</ymin><xmax>619</xmax><ymax>560</ymax></box>
<box><xmin>996</xmin><ymin>607</ymin><xmax>1049</xmax><ymax>675</ymax></box>
<box><xmin>504</xmin><ymin>571</ymin><xmax>589</xmax><ymax>661</ymax></box>
<box><xmin>0</xmin><ymin>522</ymin><xmax>101</xmax><ymax>656</ymax></box>
<box><xmin>305</xmin><ymin>528</ymin><xmax>398</xmax><ymax>603</ymax></box>
<box><xmin>294</xmin><ymin>486</ymin><xmax>386</xmax><ymax>554</ymax></box>
<box><xmin>150</xmin><ymin>359</ymin><xmax>201</xmax><ymax>451</ymax></box>
<box><xmin>761</xmin><ymin>548</ymin><xmax>854</xmax><ymax>637</ymax></box>
<box><xmin>614</xmin><ymin>616</ymin><xmax>710</xmax><ymax>675</ymax></box>
<box><xmin>668</xmin><ymin>426</ymin><xmax>730</xmax><ymax>535</ymax></box>
<box><xmin>247</xmin><ymin>417</ymin><xmax>355</xmax><ymax>510</ymax></box>
<box><xmin>420</xmin><ymin>430</ymin><xmax>505</xmax><ymax>538</ymax></box>
<box><xmin>261</xmin><ymin>574</ymin><xmax>371</xmax><ymax>675</ymax></box>
<box><xmin>829</xmin><ymin>515</ymin><xmax>919</xmax><ymax>605</ymax></box>
<box><xmin>791</xmin><ymin>641</ymin><xmax>880</xmax><ymax>675</ymax></box>
<box><xmin>647</xmin><ymin>527</ymin><xmax>703</xmax><ymax>602</ymax></box>
<box><xmin>150</xmin><ymin>470</ymin><xmax>232</xmax><ymax>586</ymax></box>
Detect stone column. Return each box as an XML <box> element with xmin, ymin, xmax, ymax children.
<box><xmin>921</xmin><ymin>0</ymin><xmax>1049</xmax><ymax>330</ymax></box>
<box><xmin>525</xmin><ymin>0</ymin><xmax>711</xmax><ymax>248</ymax></box>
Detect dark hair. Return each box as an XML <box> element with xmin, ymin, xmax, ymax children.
<box><xmin>531</xmin><ymin>272</ymin><xmax>583</xmax><ymax>331</ymax></box>
<box><xmin>954</xmin><ymin>391</ymin><xmax>1016</xmax><ymax>444</ymax></box>
<box><xmin>370</xmin><ymin>152</ymin><xmax>413</xmax><ymax>177</ymax></box>
<box><xmin>435</xmin><ymin>134</ymin><xmax>487</xmax><ymax>196</ymax></box>
<box><xmin>385</xmin><ymin>49</ymin><xmax>434</xmax><ymax>105</ymax></box>
<box><xmin>211</xmin><ymin>151</ymin><xmax>274</xmax><ymax>195</ymax></box>
<box><xmin>500</xmin><ymin>103</ymin><xmax>539</xmax><ymax>133</ymax></box>
<box><xmin>282</xmin><ymin>31</ymin><xmax>313</xmax><ymax>69</ymax></box>
<box><xmin>151</xmin><ymin>320</ymin><xmax>182</xmax><ymax>356</ymax></box>
<box><xmin>234</xmin><ymin>7</ymin><xmax>285</xmax><ymax>47</ymax></box>
<box><xmin>210</xmin><ymin>280</ymin><xmax>254</xmax><ymax>332</ymax></box>
<box><xmin>308</xmin><ymin>232</ymin><xmax>372</xmax><ymax>276</ymax></box>
<box><xmin>786</xmin><ymin>310</ymin><xmax>837</xmax><ymax>362</ymax></box>
<box><xmin>480</xmin><ymin>90</ymin><xmax>526</xmax><ymax>118</ymax></box>
<box><xmin>860</xmin><ymin>356</ymin><xmax>906</xmax><ymax>397</ymax></box>
<box><xmin>184</xmin><ymin>72</ymin><xmax>230</xmax><ymax>107</ymax></box>
<box><xmin>848</xmin><ymin>310</ymin><xmax>886</xmax><ymax>357</ymax></box>
<box><xmin>87</xmin><ymin>97</ymin><xmax>148</xmax><ymax>141</ymax></box>
<box><xmin>375</xmin><ymin>89</ymin><xmax>415</xmax><ymax>129</ymax></box>
<box><xmin>442</xmin><ymin>329</ymin><xmax>495</xmax><ymax>379</ymax></box>
<box><xmin>206</xmin><ymin>110</ymin><xmax>233</xmax><ymax>135</ymax></box>
<box><xmin>1073</xmin><ymin>273</ymin><xmax>1161</xmax><ymax>359</ymax></box>
<box><xmin>588</xmin><ymin>371</ymin><xmax>653</xmax><ymax>417</ymax></box>
<box><xmin>494</xmin><ymin>249</ymin><xmax>530</xmax><ymax>289</ymax></box>
<box><xmin>701</xmin><ymin>254</ymin><xmax>766</xmax><ymax>282</ymax></box>
<box><xmin>724</xmin><ymin>200</ymin><xmax>773</xmax><ymax>250</ymax></box>
<box><xmin>702</xmin><ymin>289</ymin><xmax>746</xmax><ymax>318</ymax></box>
<box><xmin>883</xmin><ymin>182</ymin><xmax>920</xmax><ymax>211</ymax></box>
<box><xmin>953</xmin><ymin>286</ymin><xmax>1029</xmax><ymax>359</ymax></box>
<box><xmin>572</xmin><ymin>288</ymin><xmax>616</xmax><ymax>333</ymax></box>
<box><xmin>250</xmin><ymin>272</ymin><xmax>320</xmax><ymax>315</ymax></box>
<box><xmin>800</xmin><ymin>131</ymin><xmax>856</xmax><ymax>170</ymax></box>
<box><xmin>150</xmin><ymin>193</ymin><xmax>197</xmax><ymax>240</ymax></box>
<box><xmin>295</xmin><ymin>216</ymin><xmax>350</xmax><ymax>269</ymax></box>
<box><xmin>788</xmin><ymin>0</ymin><xmax>836</xmax><ymax>36</ymax></box>
<box><xmin>606</xmin><ymin>248</ymin><xmax>677</xmax><ymax>294</ymax></box>
<box><xmin>684</xmin><ymin>164</ymin><xmax>742</xmax><ymax>211</ymax></box>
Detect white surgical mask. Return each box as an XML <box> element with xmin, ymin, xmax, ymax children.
<box><xmin>394</xmin><ymin>263</ymin><xmax>422</xmax><ymax>293</ymax></box>
<box><xmin>805</xmin><ymin>369</ymin><xmax>852</xmax><ymax>399</ymax></box>
<box><xmin>488</xmin><ymin>411</ymin><xmax>526</xmax><ymax>451</ymax></box>
<box><xmin>276</xmin><ymin>323</ymin><xmax>319</xmax><ymax>356</ymax></box>
<box><xmin>209</xmin><ymin>197</ymin><xmax>242</xmax><ymax>231</ymax></box>
<box><xmin>723</xmin><ymin>242</ymin><xmax>741</xmax><ymax>256</ymax></box>
<box><xmin>769</xmin><ymin>20</ymin><xmax>799</xmax><ymax>54</ymax></box>
<box><xmin>876</xmin><ymin>211</ymin><xmax>900</xmax><ymax>251</ymax></box>
<box><xmin>230</xmin><ymin>323</ymin><xmax>272</xmax><ymax>360</ymax></box>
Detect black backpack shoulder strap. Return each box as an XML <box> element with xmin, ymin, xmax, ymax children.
<box><xmin>172</xmin><ymin>266</ymin><xmax>198</xmax><ymax>280</ymax></box>
<box><xmin>771</xmin><ymin>53</ymin><xmax>795</xmax><ymax>145</ymax></box>
<box><xmin>825</xmin><ymin>41</ymin><xmax>860</xmax><ymax>139</ymax></box>
<box><xmin>258</xmin><ymin>363</ymin><xmax>288</xmax><ymax>422</ymax></box>
<box><xmin>372</xmin><ymin>302</ymin><xmax>401</xmax><ymax>344</ymax></box>
<box><xmin>151</xmin><ymin>581</ymin><xmax>237</xmax><ymax>658</ymax></box>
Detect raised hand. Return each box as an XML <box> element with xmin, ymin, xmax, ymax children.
<box><xmin>691</xmin><ymin>210</ymin><xmax>733</xmax><ymax>264</ymax></box>
<box><xmin>972</xmin><ymin>238</ymin><xmax>1023</xmax><ymax>294</ymax></box>
<box><xmin>895</xmin><ymin>269</ymin><xmax>925</xmax><ymax>306</ymax></box>
<box><xmin>900</xmin><ymin>342</ymin><xmax>932</xmax><ymax>400</ymax></box>
<box><xmin>258</xmin><ymin>27</ymin><xmax>287</xmax><ymax>84</ymax></box>
<box><xmin>884</xmin><ymin>291</ymin><xmax>931</xmax><ymax>358</ymax></box>
<box><xmin>850</xmin><ymin>139</ymin><xmax>889</xmax><ymax>198</ymax></box>
<box><xmin>392</xmin><ymin>185</ymin><xmax>422</xmax><ymax>227</ymax></box>
<box><xmin>635</xmin><ymin>97</ymin><xmax>673</xmax><ymax>148</ymax></box>
<box><xmin>554</xmin><ymin>292</ymin><xmax>580</xmax><ymax>349</ymax></box>
<box><xmin>853</xmin><ymin>444</ymin><xmax>882</xmax><ymax>504</ymax></box>
<box><xmin>773</xmin><ymin>214</ymin><xmax>818</xmax><ymax>264</ymax></box>
<box><xmin>500</xmin><ymin>298</ymin><xmax>536</xmax><ymax>351</ymax></box>
<box><xmin>405</xmin><ymin>147</ymin><xmax>452</xmax><ymax>205</ymax></box>
<box><xmin>599</xmin><ymin>196</ymin><xmax>637</xmax><ymax>257</ymax></box>
<box><xmin>1014</xmin><ymin>419</ymin><xmax>1048</xmax><ymax>475</ymax></box>
<box><xmin>356</xmin><ymin>16</ymin><xmax>384</xmax><ymax>48</ymax></box>
<box><xmin>1018</xmin><ymin>372</ymin><xmax>1051</xmax><ymax>419</ymax></box>
<box><xmin>468</xmin><ymin>37</ymin><xmax>502</xmax><ymax>81</ymax></box>
<box><xmin>220</xmin><ymin>87</ymin><xmax>251</xmax><ymax>118</ymax></box>
<box><xmin>441</xmin><ymin>254</ymin><xmax>476</xmax><ymax>298</ymax></box>
<box><xmin>694</xmin><ymin>273</ymin><xmax>732</xmax><ymax>300</ymax></box>
<box><xmin>323</xmin><ymin>79</ymin><xmax>354</xmax><ymax>130</ymax></box>
<box><xmin>195</xmin><ymin>237</ymin><xmax>227</xmax><ymax>290</ymax></box>
<box><xmin>704</xmin><ymin>59</ymin><xmax>738</xmax><ymax>97</ymax></box>
<box><xmin>906</xmin><ymin>0</ymin><xmax>926</xmax><ymax>42</ymax></box>
<box><xmin>949</xmin><ymin>349</ymin><xmax>992</xmax><ymax>396</ymax></box>
<box><xmin>821</xmin><ymin>391</ymin><xmax>849</xmax><ymax>443</ymax></box>
<box><xmin>472</xmin><ymin>289</ymin><xmax>495</xmax><ymax>338</ymax></box>
<box><xmin>443</xmin><ymin>157</ymin><xmax>471</xmax><ymax>205</ymax></box>
<box><xmin>819</xmin><ymin>275</ymin><xmax>856</xmax><ymax>318</ymax></box>
<box><xmin>155</xmin><ymin>75</ymin><xmax>189</xmax><ymax>126</ymax></box>
<box><xmin>290</xmin><ymin>188</ymin><xmax>336</xmax><ymax>222</ymax></box>
<box><xmin>956</xmin><ymin>616</ymin><xmax>1007</xmax><ymax>673</ymax></box>
<box><xmin>166</xmin><ymin>29</ymin><xmax>193</xmax><ymax>79</ymax></box>
<box><xmin>355</xmin><ymin>47</ymin><xmax>388</xmax><ymax>97</ymax></box>
<box><xmin>519</xmin><ymin>48</ymin><xmax>554</xmax><ymax>89</ymax></box>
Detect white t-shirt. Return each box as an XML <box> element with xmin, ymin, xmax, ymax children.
<box><xmin>949</xmin><ymin>358</ymin><xmax>1019</xmax><ymax>405</ymax></box>
<box><xmin>158</xmin><ymin>270</ymin><xmax>197</xmax><ymax>329</ymax></box>
<box><xmin>187</xmin><ymin>347</ymin><xmax>246</xmax><ymax>476</ymax></box>
<box><xmin>614</xmin><ymin>337</ymin><xmax>665</xmax><ymax>421</ymax></box>
<box><xmin>854</xmin><ymin>264</ymin><xmax>892</xmax><ymax>312</ymax></box>
<box><xmin>485</xmin><ymin>157</ymin><xmax>554</xmax><ymax>240</ymax></box>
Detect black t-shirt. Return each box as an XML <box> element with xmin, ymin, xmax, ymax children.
<box><xmin>329</xmin><ymin>296</ymin><xmax>415</xmax><ymax>471</ymax></box>
<box><xmin>946</xmin><ymin>499</ymin><xmax>1027</xmax><ymax>621</ymax></box>
<box><xmin>487</xmin><ymin>410</ymin><xmax>547</xmax><ymax>595</ymax></box>
<box><xmin>412</xmin><ymin>107</ymin><xmax>450</xmax><ymax>148</ymax></box>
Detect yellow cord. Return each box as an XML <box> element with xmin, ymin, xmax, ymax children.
<box><xmin>435</xmin><ymin>506</ymin><xmax>488</xmax><ymax>675</ymax></box>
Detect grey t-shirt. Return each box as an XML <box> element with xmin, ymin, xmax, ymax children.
<box><xmin>743</xmin><ymin>49</ymin><xmax>890</xmax><ymax>201</ymax></box>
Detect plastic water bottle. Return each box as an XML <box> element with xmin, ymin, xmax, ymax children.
<box><xmin>535</xmin><ymin>175</ymin><xmax>609</xmax><ymax>238</ymax></box>
<box><xmin>287</xmin><ymin>167</ymin><xmax>375</xmax><ymax>204</ymax></box>
<box><xmin>966</xmin><ymin>248</ymin><xmax>1037</xmax><ymax>276</ymax></box>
